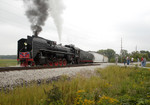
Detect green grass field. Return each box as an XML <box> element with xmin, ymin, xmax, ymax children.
<box><xmin>0</xmin><ymin>66</ymin><xmax>150</xmax><ymax>105</ymax></box>
<box><xmin>146</xmin><ymin>63</ymin><xmax>150</xmax><ymax>67</ymax></box>
<box><xmin>0</xmin><ymin>59</ymin><xmax>17</xmax><ymax>67</ymax></box>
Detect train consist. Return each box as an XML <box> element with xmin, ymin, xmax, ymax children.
<box><xmin>17</xmin><ymin>35</ymin><xmax>99</xmax><ymax>67</ymax></box>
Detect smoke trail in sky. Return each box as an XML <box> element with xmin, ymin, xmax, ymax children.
<box><xmin>23</xmin><ymin>0</ymin><xmax>65</xmax><ymax>40</ymax></box>
<box><xmin>49</xmin><ymin>0</ymin><xmax>65</xmax><ymax>43</ymax></box>
<box><xmin>23</xmin><ymin>0</ymin><xmax>49</xmax><ymax>36</ymax></box>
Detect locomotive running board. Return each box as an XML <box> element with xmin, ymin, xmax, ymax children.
<box><xmin>40</xmin><ymin>49</ymin><xmax>74</xmax><ymax>55</ymax></box>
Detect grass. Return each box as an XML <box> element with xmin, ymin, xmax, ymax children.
<box><xmin>146</xmin><ymin>63</ymin><xmax>150</xmax><ymax>67</ymax></box>
<box><xmin>0</xmin><ymin>66</ymin><xmax>150</xmax><ymax>105</ymax></box>
<box><xmin>137</xmin><ymin>63</ymin><xmax>150</xmax><ymax>67</ymax></box>
<box><xmin>0</xmin><ymin>59</ymin><xmax>17</xmax><ymax>67</ymax></box>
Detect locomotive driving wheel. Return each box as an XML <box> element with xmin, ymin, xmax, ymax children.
<box><xmin>54</xmin><ymin>58</ymin><xmax>59</xmax><ymax>66</ymax></box>
<box><xmin>48</xmin><ymin>61</ymin><xmax>53</xmax><ymax>67</ymax></box>
<box><xmin>43</xmin><ymin>64</ymin><xmax>48</xmax><ymax>67</ymax></box>
<box><xmin>58</xmin><ymin>59</ymin><xmax>63</xmax><ymax>66</ymax></box>
<box><xmin>62</xmin><ymin>59</ymin><xmax>67</xmax><ymax>66</ymax></box>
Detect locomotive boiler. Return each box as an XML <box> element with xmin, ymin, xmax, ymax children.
<box><xmin>17</xmin><ymin>35</ymin><xmax>94</xmax><ymax>67</ymax></box>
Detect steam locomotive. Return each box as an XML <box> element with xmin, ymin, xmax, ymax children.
<box><xmin>17</xmin><ymin>35</ymin><xmax>94</xmax><ymax>67</ymax></box>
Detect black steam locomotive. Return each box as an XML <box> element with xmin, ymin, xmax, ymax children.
<box><xmin>17</xmin><ymin>35</ymin><xmax>94</xmax><ymax>66</ymax></box>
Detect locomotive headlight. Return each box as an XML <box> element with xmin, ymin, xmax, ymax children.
<box><xmin>24</xmin><ymin>42</ymin><xmax>27</xmax><ymax>46</ymax></box>
<box><xmin>24</xmin><ymin>42</ymin><xmax>27</xmax><ymax>50</ymax></box>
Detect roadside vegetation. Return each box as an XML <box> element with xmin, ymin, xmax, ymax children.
<box><xmin>145</xmin><ymin>63</ymin><xmax>150</xmax><ymax>67</ymax></box>
<box><xmin>0</xmin><ymin>59</ymin><xmax>17</xmax><ymax>67</ymax></box>
<box><xmin>0</xmin><ymin>66</ymin><xmax>150</xmax><ymax>105</ymax></box>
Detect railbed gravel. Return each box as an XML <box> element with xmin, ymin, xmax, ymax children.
<box><xmin>0</xmin><ymin>63</ymin><xmax>110</xmax><ymax>90</ymax></box>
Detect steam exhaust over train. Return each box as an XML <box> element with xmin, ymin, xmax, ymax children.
<box><xmin>18</xmin><ymin>0</ymin><xmax>108</xmax><ymax>67</ymax></box>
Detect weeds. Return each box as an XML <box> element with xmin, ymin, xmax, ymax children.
<box><xmin>0</xmin><ymin>66</ymin><xmax>150</xmax><ymax>105</ymax></box>
<box><xmin>0</xmin><ymin>59</ymin><xmax>17</xmax><ymax>67</ymax></box>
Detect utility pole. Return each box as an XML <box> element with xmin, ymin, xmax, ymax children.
<box><xmin>135</xmin><ymin>45</ymin><xmax>137</xmax><ymax>52</ymax></box>
<box><xmin>120</xmin><ymin>38</ymin><xmax>123</xmax><ymax>63</ymax></box>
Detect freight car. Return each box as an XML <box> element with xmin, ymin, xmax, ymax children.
<box><xmin>89</xmin><ymin>52</ymin><xmax>108</xmax><ymax>63</ymax></box>
<box><xmin>17</xmin><ymin>35</ymin><xmax>94</xmax><ymax>66</ymax></box>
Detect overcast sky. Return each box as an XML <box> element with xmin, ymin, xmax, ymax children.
<box><xmin>0</xmin><ymin>0</ymin><xmax>150</xmax><ymax>55</ymax></box>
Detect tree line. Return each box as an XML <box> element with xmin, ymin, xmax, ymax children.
<box><xmin>0</xmin><ymin>55</ymin><xmax>17</xmax><ymax>59</ymax></box>
<box><xmin>97</xmin><ymin>49</ymin><xmax>150</xmax><ymax>63</ymax></box>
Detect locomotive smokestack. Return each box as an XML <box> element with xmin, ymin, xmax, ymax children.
<box><xmin>31</xmin><ymin>25</ymin><xmax>42</xmax><ymax>37</ymax></box>
<box><xmin>34</xmin><ymin>31</ymin><xmax>38</xmax><ymax>37</ymax></box>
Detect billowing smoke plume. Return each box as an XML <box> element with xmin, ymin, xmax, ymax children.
<box><xmin>23</xmin><ymin>0</ymin><xmax>49</xmax><ymax>36</ymax></box>
<box><xmin>49</xmin><ymin>0</ymin><xmax>65</xmax><ymax>42</ymax></box>
<box><xmin>23</xmin><ymin>0</ymin><xmax>65</xmax><ymax>41</ymax></box>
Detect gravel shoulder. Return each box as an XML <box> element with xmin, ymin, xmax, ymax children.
<box><xmin>0</xmin><ymin>63</ymin><xmax>114</xmax><ymax>88</ymax></box>
<box><xmin>3</xmin><ymin>62</ymin><xmax>142</xmax><ymax>88</ymax></box>
<box><xmin>1</xmin><ymin>62</ymin><xmax>149</xmax><ymax>89</ymax></box>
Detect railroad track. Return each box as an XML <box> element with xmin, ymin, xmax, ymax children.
<box><xmin>0</xmin><ymin>63</ymin><xmax>100</xmax><ymax>72</ymax></box>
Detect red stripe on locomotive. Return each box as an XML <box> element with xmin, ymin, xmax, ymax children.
<box><xmin>19</xmin><ymin>52</ymin><xmax>30</xmax><ymax>58</ymax></box>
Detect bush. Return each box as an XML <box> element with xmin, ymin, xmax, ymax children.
<box><xmin>109</xmin><ymin>58</ymin><xmax>115</xmax><ymax>63</ymax></box>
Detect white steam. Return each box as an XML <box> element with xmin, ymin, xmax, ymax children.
<box><xmin>49</xmin><ymin>0</ymin><xmax>65</xmax><ymax>43</ymax></box>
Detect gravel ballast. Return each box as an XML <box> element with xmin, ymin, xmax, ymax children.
<box><xmin>0</xmin><ymin>63</ymin><xmax>112</xmax><ymax>89</ymax></box>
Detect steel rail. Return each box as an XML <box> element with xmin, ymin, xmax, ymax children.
<box><xmin>0</xmin><ymin>63</ymin><xmax>100</xmax><ymax>72</ymax></box>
